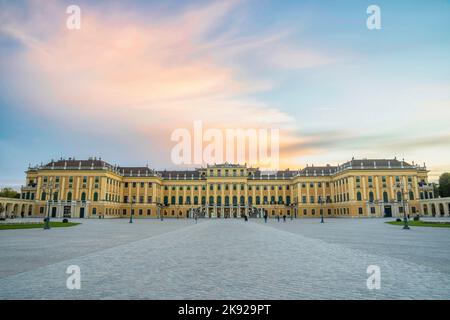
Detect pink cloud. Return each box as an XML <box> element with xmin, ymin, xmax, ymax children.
<box><xmin>0</xmin><ymin>0</ymin><xmax>335</xmax><ymax>168</ymax></box>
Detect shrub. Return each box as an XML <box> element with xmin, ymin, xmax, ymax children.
<box><xmin>396</xmin><ymin>218</ymin><xmax>402</xmax><ymax>222</ymax></box>
<box><xmin>62</xmin><ymin>218</ymin><xmax>69</xmax><ymax>223</ymax></box>
<box><xmin>413</xmin><ymin>216</ymin><xmax>420</xmax><ymax>221</ymax></box>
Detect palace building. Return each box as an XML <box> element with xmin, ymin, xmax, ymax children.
<box><xmin>8</xmin><ymin>157</ymin><xmax>444</xmax><ymax>220</ymax></box>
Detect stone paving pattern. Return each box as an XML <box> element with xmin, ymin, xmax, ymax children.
<box><xmin>1</xmin><ymin>218</ymin><xmax>449</xmax><ymax>299</ymax></box>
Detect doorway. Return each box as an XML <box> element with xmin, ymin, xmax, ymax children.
<box><xmin>384</xmin><ymin>206</ymin><xmax>392</xmax><ymax>217</ymax></box>
<box><xmin>80</xmin><ymin>207</ymin><xmax>85</xmax><ymax>218</ymax></box>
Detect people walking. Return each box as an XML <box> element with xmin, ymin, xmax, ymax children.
<box><xmin>264</xmin><ymin>213</ymin><xmax>268</xmax><ymax>223</ymax></box>
<box><xmin>277</xmin><ymin>215</ymin><xmax>280</xmax><ymax>222</ymax></box>
<box><xmin>283</xmin><ymin>215</ymin><xmax>286</xmax><ymax>222</ymax></box>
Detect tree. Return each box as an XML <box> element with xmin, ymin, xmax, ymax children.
<box><xmin>438</xmin><ymin>173</ymin><xmax>450</xmax><ymax>198</ymax></box>
<box><xmin>0</xmin><ymin>188</ymin><xmax>20</xmax><ymax>199</ymax></box>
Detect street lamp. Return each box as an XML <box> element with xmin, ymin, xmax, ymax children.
<box><xmin>43</xmin><ymin>182</ymin><xmax>55</xmax><ymax>230</ymax></box>
<box><xmin>394</xmin><ymin>181</ymin><xmax>410</xmax><ymax>230</ymax></box>
<box><xmin>154</xmin><ymin>202</ymin><xmax>165</xmax><ymax>221</ymax></box>
<box><xmin>319</xmin><ymin>197</ymin><xmax>324</xmax><ymax>223</ymax></box>
<box><xmin>129</xmin><ymin>198</ymin><xmax>135</xmax><ymax>223</ymax></box>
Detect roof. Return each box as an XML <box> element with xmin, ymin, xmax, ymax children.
<box><xmin>32</xmin><ymin>157</ymin><xmax>424</xmax><ymax>178</ymax></box>
<box><xmin>341</xmin><ymin>158</ymin><xmax>413</xmax><ymax>169</ymax></box>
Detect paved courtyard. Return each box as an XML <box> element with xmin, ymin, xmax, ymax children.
<box><xmin>1</xmin><ymin>218</ymin><xmax>450</xmax><ymax>299</ymax></box>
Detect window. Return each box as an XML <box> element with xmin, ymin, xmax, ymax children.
<box><xmin>67</xmin><ymin>192</ymin><xmax>72</xmax><ymax>202</ymax></box>
<box><xmin>370</xmin><ymin>207</ymin><xmax>376</xmax><ymax>214</ymax></box>
<box><xmin>357</xmin><ymin>192</ymin><xmax>362</xmax><ymax>201</ymax></box>
<box><xmin>358</xmin><ymin>207</ymin><xmax>363</xmax><ymax>214</ymax></box>
<box><xmin>369</xmin><ymin>192</ymin><xmax>374</xmax><ymax>203</ymax></box>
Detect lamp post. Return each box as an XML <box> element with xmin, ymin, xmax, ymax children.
<box><xmin>395</xmin><ymin>181</ymin><xmax>410</xmax><ymax>230</ymax></box>
<box><xmin>129</xmin><ymin>198</ymin><xmax>135</xmax><ymax>223</ymax></box>
<box><xmin>319</xmin><ymin>197</ymin><xmax>324</xmax><ymax>223</ymax></box>
<box><xmin>43</xmin><ymin>182</ymin><xmax>55</xmax><ymax>230</ymax></box>
<box><xmin>154</xmin><ymin>202</ymin><xmax>165</xmax><ymax>221</ymax></box>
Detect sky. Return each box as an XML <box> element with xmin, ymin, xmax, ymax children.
<box><xmin>0</xmin><ymin>0</ymin><xmax>449</xmax><ymax>188</ymax></box>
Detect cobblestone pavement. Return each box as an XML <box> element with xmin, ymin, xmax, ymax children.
<box><xmin>1</xmin><ymin>218</ymin><xmax>450</xmax><ymax>299</ymax></box>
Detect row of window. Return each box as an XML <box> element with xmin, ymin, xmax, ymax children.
<box><xmin>356</xmin><ymin>191</ymin><xmax>415</xmax><ymax>202</ymax></box>
<box><xmin>161</xmin><ymin>195</ymin><xmax>292</xmax><ymax>206</ymax></box>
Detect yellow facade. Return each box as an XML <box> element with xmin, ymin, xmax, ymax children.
<box><xmin>19</xmin><ymin>157</ymin><xmax>436</xmax><ymax>219</ymax></box>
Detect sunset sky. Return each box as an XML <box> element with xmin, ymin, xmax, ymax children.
<box><xmin>1</xmin><ymin>0</ymin><xmax>449</xmax><ymax>187</ymax></box>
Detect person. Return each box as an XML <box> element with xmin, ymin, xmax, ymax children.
<box><xmin>283</xmin><ymin>215</ymin><xmax>286</xmax><ymax>222</ymax></box>
<box><xmin>244</xmin><ymin>215</ymin><xmax>248</xmax><ymax>222</ymax></box>
<box><xmin>264</xmin><ymin>213</ymin><xmax>268</xmax><ymax>223</ymax></box>
<box><xmin>277</xmin><ymin>215</ymin><xmax>280</xmax><ymax>222</ymax></box>
<box><xmin>195</xmin><ymin>213</ymin><xmax>198</xmax><ymax>223</ymax></box>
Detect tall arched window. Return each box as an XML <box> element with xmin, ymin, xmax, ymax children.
<box><xmin>225</xmin><ymin>196</ymin><xmax>230</xmax><ymax>206</ymax></box>
<box><xmin>53</xmin><ymin>192</ymin><xmax>58</xmax><ymax>201</ymax></box>
<box><xmin>179</xmin><ymin>196</ymin><xmax>183</xmax><ymax>205</ymax></box>
<box><xmin>81</xmin><ymin>192</ymin><xmax>86</xmax><ymax>202</ymax></box>
<box><xmin>270</xmin><ymin>196</ymin><xmax>275</xmax><ymax>204</ymax></box>
<box><xmin>171</xmin><ymin>196</ymin><xmax>176</xmax><ymax>205</ymax></box>
<box><xmin>209</xmin><ymin>196</ymin><xmax>214</xmax><ymax>205</ymax></box>
<box><xmin>217</xmin><ymin>196</ymin><xmax>221</xmax><ymax>206</ymax></box>
<box><xmin>383</xmin><ymin>191</ymin><xmax>388</xmax><ymax>203</ymax></box>
<box><xmin>232</xmin><ymin>196</ymin><xmax>237</xmax><ymax>206</ymax></box>
<box><xmin>263</xmin><ymin>196</ymin><xmax>268</xmax><ymax>204</ymax></box>
<box><xmin>256</xmin><ymin>196</ymin><xmax>260</xmax><ymax>205</ymax></box>
<box><xmin>186</xmin><ymin>196</ymin><xmax>191</xmax><ymax>204</ymax></box>
<box><xmin>278</xmin><ymin>196</ymin><xmax>283</xmax><ymax>204</ymax></box>
<box><xmin>201</xmin><ymin>196</ymin><xmax>206</xmax><ymax>205</ymax></box>
<box><xmin>369</xmin><ymin>192</ymin><xmax>374</xmax><ymax>203</ymax></box>
<box><xmin>397</xmin><ymin>191</ymin><xmax>402</xmax><ymax>202</ymax></box>
<box><xmin>194</xmin><ymin>196</ymin><xmax>198</xmax><ymax>205</ymax></box>
<box><xmin>164</xmin><ymin>196</ymin><xmax>168</xmax><ymax>205</ymax></box>
<box><xmin>248</xmin><ymin>196</ymin><xmax>253</xmax><ymax>205</ymax></box>
<box><xmin>409</xmin><ymin>191</ymin><xmax>414</xmax><ymax>200</ymax></box>
<box><xmin>93</xmin><ymin>192</ymin><xmax>98</xmax><ymax>202</ymax></box>
<box><xmin>41</xmin><ymin>192</ymin><xmax>46</xmax><ymax>201</ymax></box>
<box><xmin>357</xmin><ymin>192</ymin><xmax>362</xmax><ymax>201</ymax></box>
<box><xmin>240</xmin><ymin>196</ymin><xmax>245</xmax><ymax>205</ymax></box>
<box><xmin>67</xmin><ymin>192</ymin><xmax>72</xmax><ymax>202</ymax></box>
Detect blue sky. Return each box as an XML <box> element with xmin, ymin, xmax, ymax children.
<box><xmin>1</xmin><ymin>0</ymin><xmax>449</xmax><ymax>188</ymax></box>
